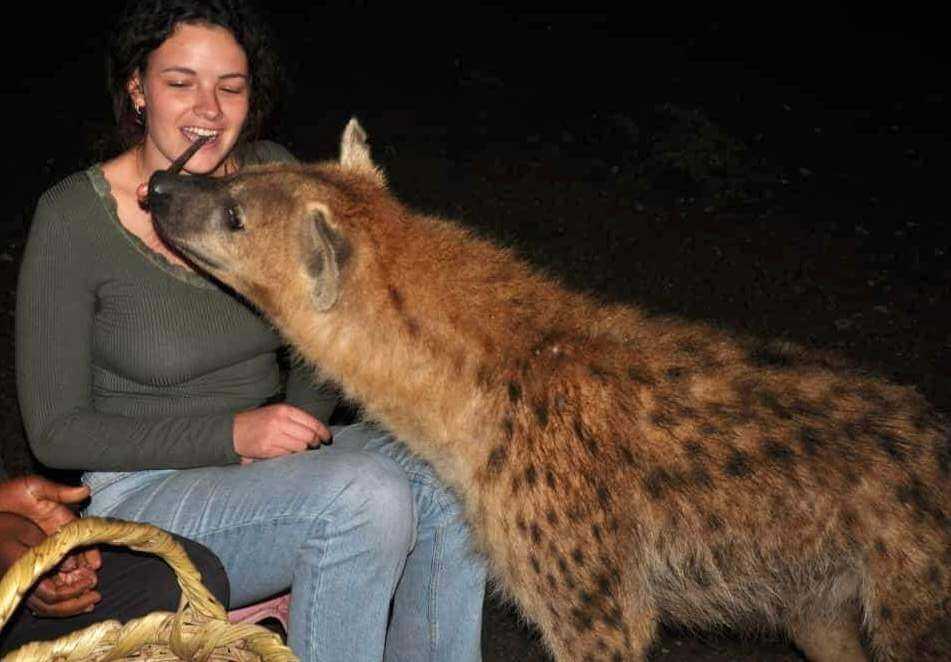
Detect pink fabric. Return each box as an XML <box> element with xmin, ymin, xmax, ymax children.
<box><xmin>227</xmin><ymin>593</ymin><xmax>290</xmax><ymax>632</ymax></box>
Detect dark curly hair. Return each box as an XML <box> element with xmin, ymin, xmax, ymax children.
<box><xmin>107</xmin><ymin>0</ymin><xmax>283</xmax><ymax>149</ymax></box>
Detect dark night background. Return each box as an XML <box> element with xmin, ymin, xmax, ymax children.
<box><xmin>1</xmin><ymin>4</ymin><xmax>948</xmax><ymax>659</ymax></box>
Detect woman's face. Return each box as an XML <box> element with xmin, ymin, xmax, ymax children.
<box><xmin>130</xmin><ymin>22</ymin><xmax>250</xmax><ymax>177</ymax></box>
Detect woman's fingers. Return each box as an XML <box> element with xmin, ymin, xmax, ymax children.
<box><xmin>235</xmin><ymin>404</ymin><xmax>332</xmax><ymax>459</ymax></box>
<box><xmin>281</xmin><ymin>416</ymin><xmax>329</xmax><ymax>447</ymax></box>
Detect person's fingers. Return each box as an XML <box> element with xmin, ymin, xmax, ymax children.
<box><xmin>58</xmin><ymin>555</ymin><xmax>79</xmax><ymax>573</ymax></box>
<box><xmin>282</xmin><ymin>406</ymin><xmax>324</xmax><ymax>432</ymax></box>
<box><xmin>61</xmin><ymin>547</ymin><xmax>102</xmax><ymax>571</ymax></box>
<box><xmin>312</xmin><ymin>420</ymin><xmax>332</xmax><ymax>443</ymax></box>
<box><xmin>281</xmin><ymin>418</ymin><xmax>325</xmax><ymax>445</ymax></box>
<box><xmin>27</xmin><ymin>589</ymin><xmax>101</xmax><ymax>618</ymax></box>
<box><xmin>18</xmin><ymin>502</ymin><xmax>79</xmax><ymax>537</ymax></box>
<box><xmin>235</xmin><ymin>405</ymin><xmax>330</xmax><ymax>458</ymax></box>
<box><xmin>244</xmin><ymin>432</ymin><xmax>306</xmax><ymax>459</ymax></box>
<box><xmin>281</xmin><ymin>407</ymin><xmax>331</xmax><ymax>444</ymax></box>
<box><xmin>275</xmin><ymin>432</ymin><xmax>310</xmax><ymax>454</ymax></box>
<box><xmin>5</xmin><ymin>477</ymin><xmax>84</xmax><ymax>535</ymax></box>
<box><xmin>32</xmin><ymin>574</ymin><xmax>98</xmax><ymax>605</ymax></box>
<box><xmin>50</xmin><ymin>484</ymin><xmax>90</xmax><ymax>506</ymax></box>
<box><xmin>82</xmin><ymin>547</ymin><xmax>103</xmax><ymax>570</ymax></box>
<box><xmin>56</xmin><ymin>549</ymin><xmax>99</xmax><ymax>574</ymax></box>
<box><xmin>27</xmin><ymin>478</ymin><xmax>89</xmax><ymax>507</ymax></box>
<box><xmin>306</xmin><ymin>435</ymin><xmax>324</xmax><ymax>448</ymax></box>
<box><xmin>52</xmin><ymin>565</ymin><xmax>99</xmax><ymax>590</ymax></box>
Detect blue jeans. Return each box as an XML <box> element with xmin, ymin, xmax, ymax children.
<box><xmin>82</xmin><ymin>423</ymin><xmax>486</xmax><ymax>662</ymax></box>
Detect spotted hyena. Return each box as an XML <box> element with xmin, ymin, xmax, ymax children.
<box><xmin>149</xmin><ymin>119</ymin><xmax>950</xmax><ymax>661</ymax></box>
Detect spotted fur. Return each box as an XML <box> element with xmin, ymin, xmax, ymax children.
<box><xmin>150</xmin><ymin>119</ymin><xmax>950</xmax><ymax>662</ymax></box>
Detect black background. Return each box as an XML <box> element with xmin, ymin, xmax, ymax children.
<box><xmin>2</xmin><ymin>4</ymin><xmax>948</xmax><ymax>660</ymax></box>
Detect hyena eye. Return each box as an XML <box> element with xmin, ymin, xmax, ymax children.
<box><xmin>225</xmin><ymin>206</ymin><xmax>244</xmax><ymax>231</ymax></box>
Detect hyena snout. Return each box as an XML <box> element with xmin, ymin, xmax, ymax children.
<box><xmin>148</xmin><ymin>170</ymin><xmax>188</xmax><ymax>220</ymax></box>
<box><xmin>148</xmin><ymin>172</ymin><xmax>224</xmax><ymax>245</ymax></box>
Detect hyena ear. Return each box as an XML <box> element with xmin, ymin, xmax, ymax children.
<box><xmin>303</xmin><ymin>203</ymin><xmax>351</xmax><ymax>311</ymax></box>
<box><xmin>340</xmin><ymin>117</ymin><xmax>387</xmax><ymax>186</ymax></box>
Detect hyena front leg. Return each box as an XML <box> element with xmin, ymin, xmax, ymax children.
<box><xmin>788</xmin><ymin>612</ymin><xmax>868</xmax><ymax>662</ymax></box>
<box><xmin>536</xmin><ymin>594</ymin><xmax>658</xmax><ymax>662</ymax></box>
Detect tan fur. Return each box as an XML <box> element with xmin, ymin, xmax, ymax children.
<box><xmin>151</xmin><ymin>119</ymin><xmax>950</xmax><ymax>661</ymax></box>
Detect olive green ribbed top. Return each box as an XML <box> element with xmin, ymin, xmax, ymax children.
<box><xmin>16</xmin><ymin>141</ymin><xmax>338</xmax><ymax>471</ymax></box>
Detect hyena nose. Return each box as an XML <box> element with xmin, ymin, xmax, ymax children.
<box><xmin>148</xmin><ymin>170</ymin><xmax>180</xmax><ymax>202</ymax></box>
<box><xmin>148</xmin><ymin>171</ymin><xmax>210</xmax><ymax>218</ymax></box>
<box><xmin>147</xmin><ymin>171</ymin><xmax>180</xmax><ymax>217</ymax></box>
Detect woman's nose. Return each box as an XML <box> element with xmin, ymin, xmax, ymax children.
<box><xmin>194</xmin><ymin>88</ymin><xmax>222</xmax><ymax>120</ymax></box>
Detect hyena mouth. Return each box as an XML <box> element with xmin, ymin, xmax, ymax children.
<box><xmin>174</xmin><ymin>243</ymin><xmax>223</xmax><ymax>271</ymax></box>
<box><xmin>145</xmin><ymin>134</ymin><xmax>211</xmax><ymax>213</ymax></box>
<box><xmin>149</xmin><ymin>215</ymin><xmax>222</xmax><ymax>271</ymax></box>
<box><xmin>148</xmin><ymin>135</ymin><xmax>222</xmax><ymax>271</ymax></box>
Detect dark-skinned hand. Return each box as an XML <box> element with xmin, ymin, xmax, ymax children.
<box><xmin>0</xmin><ymin>476</ymin><xmax>102</xmax><ymax>617</ymax></box>
<box><xmin>0</xmin><ymin>513</ymin><xmax>101</xmax><ymax>617</ymax></box>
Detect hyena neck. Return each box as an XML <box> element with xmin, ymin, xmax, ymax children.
<box><xmin>281</xmin><ymin>212</ymin><xmax>591</xmax><ymax>485</ymax></box>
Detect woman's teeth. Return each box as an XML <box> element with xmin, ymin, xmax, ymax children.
<box><xmin>182</xmin><ymin>127</ymin><xmax>221</xmax><ymax>142</ymax></box>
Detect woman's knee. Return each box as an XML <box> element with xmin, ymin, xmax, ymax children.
<box><xmin>374</xmin><ymin>440</ymin><xmax>467</xmax><ymax>525</ymax></box>
<box><xmin>307</xmin><ymin>450</ymin><xmax>416</xmax><ymax>555</ymax></box>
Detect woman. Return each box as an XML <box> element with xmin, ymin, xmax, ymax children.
<box><xmin>15</xmin><ymin>1</ymin><xmax>486</xmax><ymax>660</ymax></box>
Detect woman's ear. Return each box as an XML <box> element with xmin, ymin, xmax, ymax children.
<box><xmin>127</xmin><ymin>71</ymin><xmax>145</xmax><ymax>109</ymax></box>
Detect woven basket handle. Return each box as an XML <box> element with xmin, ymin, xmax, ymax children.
<box><xmin>0</xmin><ymin>517</ymin><xmax>298</xmax><ymax>661</ymax></box>
<box><xmin>0</xmin><ymin>516</ymin><xmax>226</xmax><ymax>629</ymax></box>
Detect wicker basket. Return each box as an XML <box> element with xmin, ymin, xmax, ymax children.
<box><xmin>0</xmin><ymin>517</ymin><xmax>298</xmax><ymax>661</ymax></box>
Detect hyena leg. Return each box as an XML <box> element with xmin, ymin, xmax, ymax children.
<box><xmin>540</xmin><ymin>599</ymin><xmax>658</xmax><ymax>662</ymax></box>
<box><xmin>787</xmin><ymin>613</ymin><xmax>868</xmax><ymax>662</ymax></box>
<box><xmin>863</xmin><ymin>559</ymin><xmax>951</xmax><ymax>661</ymax></box>
<box><xmin>863</xmin><ymin>595</ymin><xmax>951</xmax><ymax>661</ymax></box>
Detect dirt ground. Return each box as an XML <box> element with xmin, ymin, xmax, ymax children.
<box><xmin>2</xmin><ymin>6</ymin><xmax>948</xmax><ymax>660</ymax></box>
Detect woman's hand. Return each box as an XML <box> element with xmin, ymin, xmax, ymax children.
<box><xmin>0</xmin><ymin>513</ymin><xmax>101</xmax><ymax>617</ymax></box>
<box><xmin>233</xmin><ymin>404</ymin><xmax>331</xmax><ymax>461</ymax></box>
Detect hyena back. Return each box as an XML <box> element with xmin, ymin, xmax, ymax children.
<box><xmin>149</xmin><ymin>120</ymin><xmax>950</xmax><ymax>661</ymax></box>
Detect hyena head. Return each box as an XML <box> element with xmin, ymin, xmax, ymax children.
<box><xmin>149</xmin><ymin>118</ymin><xmax>386</xmax><ymax>318</ymax></box>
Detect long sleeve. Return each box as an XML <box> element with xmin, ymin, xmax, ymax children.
<box><xmin>17</xmin><ymin>144</ymin><xmax>315</xmax><ymax>473</ymax></box>
<box><xmin>16</xmin><ymin>190</ymin><xmax>242</xmax><ymax>471</ymax></box>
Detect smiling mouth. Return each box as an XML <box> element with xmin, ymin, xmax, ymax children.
<box><xmin>181</xmin><ymin>126</ymin><xmax>222</xmax><ymax>145</ymax></box>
